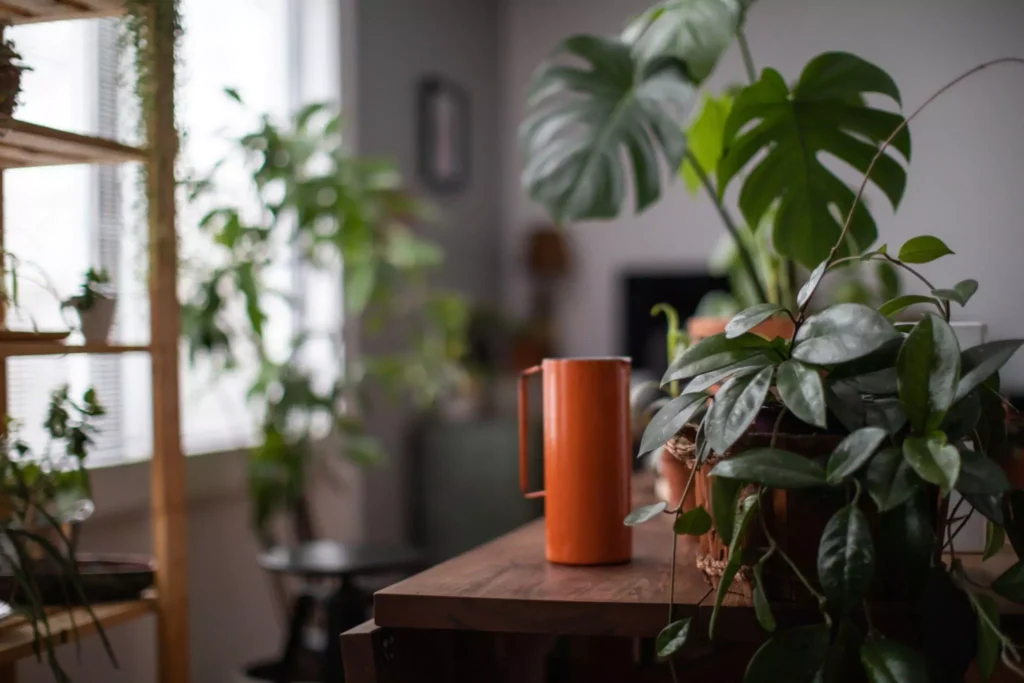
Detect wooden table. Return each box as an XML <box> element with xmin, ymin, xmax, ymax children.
<box><xmin>340</xmin><ymin>475</ymin><xmax>771</xmax><ymax>683</ymax></box>
<box><xmin>340</xmin><ymin>479</ymin><xmax>1024</xmax><ymax>683</ymax></box>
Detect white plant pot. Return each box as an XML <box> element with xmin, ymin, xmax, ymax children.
<box><xmin>73</xmin><ymin>295</ymin><xmax>117</xmax><ymax>343</ymax></box>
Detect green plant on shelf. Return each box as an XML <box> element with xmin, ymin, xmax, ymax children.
<box><xmin>0</xmin><ymin>26</ymin><xmax>32</xmax><ymax>118</ymax></box>
<box><xmin>0</xmin><ymin>387</ymin><xmax>112</xmax><ymax>682</ymax></box>
<box><xmin>182</xmin><ymin>91</ymin><xmax>468</xmax><ymax>543</ymax></box>
<box><xmin>519</xmin><ymin>0</ymin><xmax>908</xmax><ymax>317</ymax></box>
<box><xmin>63</xmin><ymin>268</ymin><xmax>111</xmax><ymax>313</ymax></box>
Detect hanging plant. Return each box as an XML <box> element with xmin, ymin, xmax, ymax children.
<box><xmin>0</xmin><ymin>25</ymin><xmax>31</xmax><ymax>119</ymax></box>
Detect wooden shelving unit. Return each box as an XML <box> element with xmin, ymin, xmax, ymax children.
<box><xmin>0</xmin><ymin>4</ymin><xmax>188</xmax><ymax>683</ymax></box>
<box><xmin>0</xmin><ymin>594</ymin><xmax>157</xmax><ymax>665</ymax></box>
<box><xmin>0</xmin><ymin>119</ymin><xmax>146</xmax><ymax>169</ymax></box>
<box><xmin>0</xmin><ymin>0</ymin><xmax>124</xmax><ymax>25</ymax></box>
<box><xmin>0</xmin><ymin>342</ymin><xmax>150</xmax><ymax>357</ymax></box>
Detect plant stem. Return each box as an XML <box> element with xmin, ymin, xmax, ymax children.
<box><xmin>665</xmin><ymin>460</ymin><xmax>701</xmax><ymax>683</ymax></box>
<box><xmin>879</xmin><ymin>254</ymin><xmax>951</xmax><ymax>320</ymax></box>
<box><xmin>759</xmin><ymin>510</ymin><xmax>826</xmax><ymax>605</ymax></box>
<box><xmin>736</xmin><ymin>30</ymin><xmax>757</xmax><ymax>84</ymax></box>
<box><xmin>687</xmin><ymin>149</ymin><xmax>770</xmax><ymax>305</ymax></box>
<box><xmin>802</xmin><ymin>56</ymin><xmax>1024</xmax><ymax>318</ymax></box>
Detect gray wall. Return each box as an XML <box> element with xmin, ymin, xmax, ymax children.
<box><xmin>498</xmin><ymin>0</ymin><xmax>1024</xmax><ymax>388</ymax></box>
<box><xmin>355</xmin><ymin>0</ymin><xmax>503</xmax><ymax>543</ymax></box>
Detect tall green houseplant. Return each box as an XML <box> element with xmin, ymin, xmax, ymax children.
<box><xmin>519</xmin><ymin>0</ymin><xmax>910</xmax><ymax>315</ymax></box>
<box><xmin>184</xmin><ymin>95</ymin><xmax>467</xmax><ymax>542</ymax></box>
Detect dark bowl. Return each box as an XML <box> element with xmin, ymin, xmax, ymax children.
<box><xmin>0</xmin><ymin>553</ymin><xmax>155</xmax><ymax>606</ymax></box>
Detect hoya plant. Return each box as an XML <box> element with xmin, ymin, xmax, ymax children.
<box><xmin>625</xmin><ymin>58</ymin><xmax>1024</xmax><ymax>682</ymax></box>
<box><xmin>520</xmin><ymin>0</ymin><xmax>910</xmax><ymax>316</ymax></box>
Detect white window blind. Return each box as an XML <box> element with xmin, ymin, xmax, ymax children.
<box><xmin>4</xmin><ymin>0</ymin><xmax>341</xmax><ymax>466</ymax></box>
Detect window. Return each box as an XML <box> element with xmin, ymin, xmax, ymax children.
<box><xmin>4</xmin><ymin>0</ymin><xmax>341</xmax><ymax>466</ymax></box>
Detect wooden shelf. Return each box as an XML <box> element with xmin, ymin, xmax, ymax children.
<box><xmin>0</xmin><ymin>119</ymin><xmax>145</xmax><ymax>169</ymax></box>
<box><xmin>0</xmin><ymin>342</ymin><xmax>150</xmax><ymax>357</ymax></box>
<box><xmin>0</xmin><ymin>0</ymin><xmax>124</xmax><ymax>25</ymax></box>
<box><xmin>0</xmin><ymin>593</ymin><xmax>156</xmax><ymax>665</ymax></box>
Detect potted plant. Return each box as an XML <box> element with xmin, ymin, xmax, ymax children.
<box><xmin>0</xmin><ymin>26</ymin><xmax>30</xmax><ymax>119</ymax></box>
<box><xmin>183</xmin><ymin>93</ymin><xmax>468</xmax><ymax>543</ymax></box>
<box><xmin>0</xmin><ymin>386</ymin><xmax>117</xmax><ymax>681</ymax></box>
<box><xmin>519</xmin><ymin>0</ymin><xmax>911</xmax><ymax>345</ymax></box>
<box><xmin>63</xmin><ymin>268</ymin><xmax>116</xmax><ymax>344</ymax></box>
<box><xmin>621</xmin><ymin>53</ymin><xmax>1024</xmax><ymax>681</ymax></box>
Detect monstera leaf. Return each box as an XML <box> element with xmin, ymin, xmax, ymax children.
<box><xmin>718</xmin><ymin>52</ymin><xmax>911</xmax><ymax>268</ymax></box>
<box><xmin>520</xmin><ymin>0</ymin><xmax>742</xmax><ymax>224</ymax></box>
<box><xmin>623</xmin><ymin>0</ymin><xmax>743</xmax><ymax>81</ymax></box>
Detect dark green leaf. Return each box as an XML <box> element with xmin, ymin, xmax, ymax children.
<box><xmin>984</xmin><ymin>521</ymin><xmax>1005</xmax><ymax>561</ymax></box>
<box><xmin>684</xmin><ymin>356</ymin><xmax>773</xmax><ymax>393</ymax></box>
<box><xmin>752</xmin><ymin>562</ymin><xmax>776</xmax><ymax>633</ymax></box>
<box><xmin>798</xmin><ymin>260</ymin><xmax>828</xmax><ymax>309</ymax></box>
<box><xmin>860</xmin><ymin>639</ymin><xmax>928</xmax><ymax>683</ymax></box>
<box><xmin>877</xmin><ymin>261</ymin><xmax>901</xmax><ymax>302</ymax></box>
<box><xmin>224</xmin><ymin>86</ymin><xmax>243</xmax><ymax>103</ymax></box>
<box><xmin>826</xmin><ymin>426</ymin><xmax>887</xmax><ymax>484</ymax></box>
<box><xmin>520</xmin><ymin>35</ymin><xmax>697</xmax><ymax>223</ymax></box>
<box><xmin>902</xmin><ymin>434</ymin><xmax>960</xmax><ymax>494</ymax></box>
<box><xmin>955</xmin><ymin>340</ymin><xmax>1024</xmax><ymax>402</ymax></box>
<box><xmin>993</xmin><ymin>561</ymin><xmax>1024</xmax><ymax>603</ymax></box>
<box><xmin>897</xmin><ymin>315</ymin><xmax>961</xmax><ymax>433</ymax></box>
<box><xmin>897</xmin><ymin>235</ymin><xmax>954</xmax><ymax>264</ymax></box>
<box><xmin>975</xmin><ymin>594</ymin><xmax>1001</xmax><ymax>681</ymax></box>
<box><xmin>719</xmin><ymin>53</ymin><xmax>909</xmax><ymax>268</ymax></box>
<box><xmin>706</xmin><ymin>366</ymin><xmax>774</xmax><ymax>454</ymax></box>
<box><xmin>711</xmin><ymin>476</ymin><xmax>742</xmax><ymax>546</ymax></box>
<box><xmin>818</xmin><ymin>506</ymin><xmax>875</xmax><ymax>614</ymax></box>
<box><xmin>864</xmin><ymin>398</ymin><xmax>907</xmax><ymax>436</ymax></box>
<box><xmin>792</xmin><ymin>304</ymin><xmax>900</xmax><ymax>365</ymax></box>
<box><xmin>726</xmin><ymin>303</ymin><xmax>786</xmax><ymax>339</ymax></box>
<box><xmin>967</xmin><ymin>492</ymin><xmax>1005</xmax><ymax>526</ymax></box>
<box><xmin>827</xmin><ymin>383</ymin><xmax>866</xmax><ymax>432</ymax></box>
<box><xmin>878</xmin><ymin>294</ymin><xmax>941</xmax><ymax>319</ymax></box>
<box><xmin>744</xmin><ymin>624</ymin><xmax>830</xmax><ymax>683</ymax></box>
<box><xmin>674</xmin><ymin>505</ymin><xmax>713</xmax><ymax>535</ymax></box>
<box><xmin>624</xmin><ymin>0</ymin><xmax>742</xmax><ymax>82</ymax></box>
<box><xmin>931</xmin><ymin>279</ymin><xmax>978</xmax><ymax>307</ymax></box>
<box><xmin>956</xmin><ymin>447</ymin><xmax>1011</xmax><ymax>495</ymax></box>
<box><xmin>941</xmin><ymin>390</ymin><xmax>982</xmax><ymax>442</ymax></box>
<box><xmin>777</xmin><ymin>360</ymin><xmax>827</xmax><ymax>428</ymax></box>
<box><xmin>710</xmin><ymin>448</ymin><xmax>827</xmax><ymax>489</ymax></box>
<box><xmin>664</xmin><ymin>332</ymin><xmax>773</xmax><ymax>384</ymax></box>
<box><xmin>625</xmin><ymin>501</ymin><xmax>667</xmax><ymax>526</ymax></box>
<box><xmin>711</xmin><ymin>495</ymin><xmax>759</xmax><ymax>638</ymax></box>
<box><xmin>864</xmin><ymin>448</ymin><xmax>919</xmax><ymax>512</ymax></box>
<box><xmin>639</xmin><ymin>392</ymin><xmax>709</xmax><ymax>455</ymax></box>
<box><xmin>655</xmin><ymin>617</ymin><xmax>692</xmax><ymax>658</ymax></box>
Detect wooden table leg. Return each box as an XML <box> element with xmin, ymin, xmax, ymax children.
<box><xmin>0</xmin><ymin>663</ymin><xmax>15</xmax><ymax>683</ymax></box>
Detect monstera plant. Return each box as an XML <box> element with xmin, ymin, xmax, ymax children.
<box><xmin>520</xmin><ymin>0</ymin><xmax>910</xmax><ymax>314</ymax></box>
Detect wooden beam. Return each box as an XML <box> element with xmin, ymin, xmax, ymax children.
<box><xmin>144</xmin><ymin>2</ymin><xmax>188</xmax><ymax>682</ymax></box>
<box><xmin>0</xmin><ymin>0</ymin><xmax>124</xmax><ymax>25</ymax></box>
<box><xmin>0</xmin><ymin>119</ymin><xmax>145</xmax><ymax>169</ymax></box>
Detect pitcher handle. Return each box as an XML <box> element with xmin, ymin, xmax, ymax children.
<box><xmin>518</xmin><ymin>365</ymin><xmax>545</xmax><ymax>499</ymax></box>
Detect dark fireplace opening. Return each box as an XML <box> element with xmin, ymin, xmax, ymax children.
<box><xmin>623</xmin><ymin>271</ymin><xmax>729</xmax><ymax>380</ymax></box>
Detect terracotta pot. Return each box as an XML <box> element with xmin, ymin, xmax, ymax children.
<box><xmin>668</xmin><ymin>417</ymin><xmax>941</xmax><ymax>603</ymax></box>
<box><xmin>686</xmin><ymin>314</ymin><xmax>795</xmax><ymax>343</ymax></box>
<box><xmin>658</xmin><ymin>448</ymin><xmax>696</xmax><ymax>510</ymax></box>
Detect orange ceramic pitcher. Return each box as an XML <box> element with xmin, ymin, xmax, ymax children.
<box><xmin>518</xmin><ymin>358</ymin><xmax>632</xmax><ymax>565</ymax></box>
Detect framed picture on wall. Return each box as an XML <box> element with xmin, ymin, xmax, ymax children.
<box><xmin>417</xmin><ymin>75</ymin><xmax>471</xmax><ymax>193</ymax></box>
